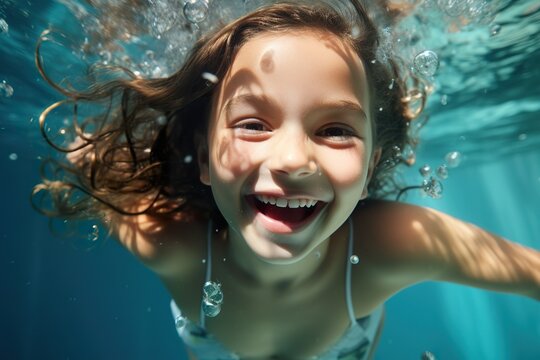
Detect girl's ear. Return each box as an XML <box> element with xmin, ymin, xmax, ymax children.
<box><xmin>195</xmin><ymin>133</ymin><xmax>210</xmax><ymax>185</ymax></box>
<box><xmin>361</xmin><ymin>147</ymin><xmax>382</xmax><ymax>199</ymax></box>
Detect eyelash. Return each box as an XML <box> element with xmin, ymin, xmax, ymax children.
<box><xmin>232</xmin><ymin>120</ymin><xmax>270</xmax><ymax>134</ymax></box>
<box><xmin>316</xmin><ymin>126</ymin><xmax>357</xmax><ymax>140</ymax></box>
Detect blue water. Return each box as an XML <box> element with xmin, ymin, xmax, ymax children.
<box><xmin>1</xmin><ymin>0</ymin><xmax>539</xmax><ymax>359</ymax></box>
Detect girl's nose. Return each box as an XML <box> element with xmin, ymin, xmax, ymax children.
<box><xmin>268</xmin><ymin>133</ymin><xmax>318</xmax><ymax>179</ymax></box>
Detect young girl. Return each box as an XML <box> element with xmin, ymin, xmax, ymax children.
<box><xmin>34</xmin><ymin>1</ymin><xmax>539</xmax><ymax>359</ymax></box>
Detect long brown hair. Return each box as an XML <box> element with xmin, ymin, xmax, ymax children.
<box><xmin>33</xmin><ymin>0</ymin><xmax>427</xmax><ymax>225</ymax></box>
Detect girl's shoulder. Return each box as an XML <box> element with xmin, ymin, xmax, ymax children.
<box><xmin>109</xmin><ymin>210</ymin><xmax>208</xmax><ymax>277</ymax></box>
<box><xmin>351</xmin><ymin>200</ymin><xmax>448</xmax><ymax>294</ymax></box>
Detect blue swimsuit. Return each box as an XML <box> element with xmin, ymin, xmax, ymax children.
<box><xmin>170</xmin><ymin>219</ymin><xmax>384</xmax><ymax>359</ymax></box>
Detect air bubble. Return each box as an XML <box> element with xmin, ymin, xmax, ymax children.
<box><xmin>202</xmin><ymin>281</ymin><xmax>223</xmax><ymax>317</ymax></box>
<box><xmin>414</xmin><ymin>50</ymin><xmax>439</xmax><ymax>77</ymax></box>
<box><xmin>183</xmin><ymin>0</ymin><xmax>209</xmax><ymax>24</ymax></box>
<box><xmin>422</xmin><ymin>177</ymin><xmax>443</xmax><ymax>199</ymax></box>
<box><xmin>421</xmin><ymin>351</ymin><xmax>436</xmax><ymax>360</ymax></box>
<box><xmin>440</xmin><ymin>94</ymin><xmax>448</xmax><ymax>106</ymax></box>
<box><xmin>351</xmin><ymin>25</ymin><xmax>360</xmax><ymax>37</ymax></box>
<box><xmin>175</xmin><ymin>315</ymin><xmax>186</xmax><ymax>328</ymax></box>
<box><xmin>151</xmin><ymin>65</ymin><xmax>163</xmax><ymax>78</ymax></box>
<box><xmin>0</xmin><ymin>19</ymin><xmax>8</xmax><ymax>34</ymax></box>
<box><xmin>388</xmin><ymin>78</ymin><xmax>395</xmax><ymax>90</ymax></box>
<box><xmin>156</xmin><ymin>115</ymin><xmax>167</xmax><ymax>125</ymax></box>
<box><xmin>203</xmin><ymin>281</ymin><xmax>223</xmax><ymax>303</ymax></box>
<box><xmin>436</xmin><ymin>164</ymin><xmax>448</xmax><ymax>179</ymax></box>
<box><xmin>202</xmin><ymin>259</ymin><xmax>206</xmax><ymax>263</ymax></box>
<box><xmin>402</xmin><ymin>146</ymin><xmax>416</xmax><ymax>166</ymax></box>
<box><xmin>444</xmin><ymin>151</ymin><xmax>462</xmax><ymax>168</ymax></box>
<box><xmin>202</xmin><ymin>300</ymin><xmax>221</xmax><ymax>317</ymax></box>
<box><xmin>378</xmin><ymin>107</ymin><xmax>383</xmax><ymax>112</ymax></box>
<box><xmin>88</xmin><ymin>224</ymin><xmax>99</xmax><ymax>242</ymax></box>
<box><xmin>518</xmin><ymin>133</ymin><xmax>527</xmax><ymax>141</ymax></box>
<box><xmin>9</xmin><ymin>153</ymin><xmax>18</xmax><ymax>160</ymax></box>
<box><xmin>98</xmin><ymin>50</ymin><xmax>111</xmax><ymax>65</ymax></box>
<box><xmin>490</xmin><ymin>24</ymin><xmax>501</xmax><ymax>37</ymax></box>
<box><xmin>419</xmin><ymin>164</ymin><xmax>431</xmax><ymax>177</ymax></box>
<box><xmin>184</xmin><ymin>155</ymin><xmax>193</xmax><ymax>163</ymax></box>
<box><xmin>145</xmin><ymin>50</ymin><xmax>155</xmax><ymax>60</ymax></box>
<box><xmin>315</xmin><ymin>251</ymin><xmax>321</xmax><ymax>259</ymax></box>
<box><xmin>1</xmin><ymin>80</ymin><xmax>14</xmax><ymax>98</ymax></box>
<box><xmin>350</xmin><ymin>255</ymin><xmax>359</xmax><ymax>264</ymax></box>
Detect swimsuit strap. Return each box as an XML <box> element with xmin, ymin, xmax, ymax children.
<box><xmin>345</xmin><ymin>217</ymin><xmax>357</xmax><ymax>325</ymax></box>
<box><xmin>200</xmin><ymin>219</ymin><xmax>214</xmax><ymax>329</ymax></box>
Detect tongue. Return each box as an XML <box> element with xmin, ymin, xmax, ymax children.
<box><xmin>262</xmin><ymin>204</ymin><xmax>309</xmax><ymax>223</ymax></box>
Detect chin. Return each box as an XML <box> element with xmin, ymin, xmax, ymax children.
<box><xmin>249</xmin><ymin>240</ymin><xmax>314</xmax><ymax>265</ymax></box>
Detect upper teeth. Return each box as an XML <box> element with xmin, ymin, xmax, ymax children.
<box><xmin>255</xmin><ymin>195</ymin><xmax>318</xmax><ymax>208</ymax></box>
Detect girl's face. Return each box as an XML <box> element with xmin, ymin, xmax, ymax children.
<box><xmin>199</xmin><ymin>30</ymin><xmax>380</xmax><ymax>262</ymax></box>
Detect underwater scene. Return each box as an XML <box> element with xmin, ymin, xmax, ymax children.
<box><xmin>1</xmin><ymin>0</ymin><xmax>539</xmax><ymax>359</ymax></box>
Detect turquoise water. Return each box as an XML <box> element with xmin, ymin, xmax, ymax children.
<box><xmin>1</xmin><ymin>0</ymin><xmax>539</xmax><ymax>359</ymax></box>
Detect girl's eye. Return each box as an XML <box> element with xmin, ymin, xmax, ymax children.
<box><xmin>317</xmin><ymin>126</ymin><xmax>357</xmax><ymax>140</ymax></box>
<box><xmin>236</xmin><ymin>122</ymin><xmax>267</xmax><ymax>132</ymax></box>
<box><xmin>232</xmin><ymin>120</ymin><xmax>271</xmax><ymax>137</ymax></box>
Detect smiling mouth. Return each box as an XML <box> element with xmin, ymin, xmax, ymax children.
<box><xmin>246</xmin><ymin>195</ymin><xmax>325</xmax><ymax>230</ymax></box>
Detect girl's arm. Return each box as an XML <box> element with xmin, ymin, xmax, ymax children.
<box><xmin>106</xmin><ymin>210</ymin><xmax>206</xmax><ymax>277</ymax></box>
<box><xmin>66</xmin><ymin>135</ymin><xmax>204</xmax><ymax>277</ymax></box>
<box><xmin>363</xmin><ymin>202</ymin><xmax>540</xmax><ymax>300</ymax></box>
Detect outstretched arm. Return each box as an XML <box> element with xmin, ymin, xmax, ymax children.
<box><xmin>364</xmin><ymin>202</ymin><xmax>540</xmax><ymax>300</ymax></box>
<box><xmin>427</xmin><ymin>207</ymin><xmax>540</xmax><ymax>300</ymax></box>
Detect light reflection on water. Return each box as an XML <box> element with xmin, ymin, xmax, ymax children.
<box><xmin>1</xmin><ymin>0</ymin><xmax>539</xmax><ymax>165</ymax></box>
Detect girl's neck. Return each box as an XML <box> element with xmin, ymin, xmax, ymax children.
<box><xmin>220</xmin><ymin>225</ymin><xmax>346</xmax><ymax>291</ymax></box>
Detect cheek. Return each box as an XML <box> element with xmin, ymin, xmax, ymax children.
<box><xmin>318</xmin><ymin>147</ymin><xmax>368</xmax><ymax>187</ymax></box>
<box><xmin>211</xmin><ymin>134</ymin><xmax>256</xmax><ymax>182</ymax></box>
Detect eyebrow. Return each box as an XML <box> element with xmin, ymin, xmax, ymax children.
<box><xmin>223</xmin><ymin>93</ymin><xmax>367</xmax><ymax>121</ymax></box>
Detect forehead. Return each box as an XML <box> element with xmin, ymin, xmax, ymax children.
<box><xmin>211</xmin><ymin>30</ymin><xmax>370</xmax><ymax>120</ymax></box>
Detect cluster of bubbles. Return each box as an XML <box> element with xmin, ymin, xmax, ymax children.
<box><xmin>0</xmin><ymin>80</ymin><xmax>14</xmax><ymax>98</ymax></box>
<box><xmin>148</xmin><ymin>0</ymin><xmax>180</xmax><ymax>36</ymax></box>
<box><xmin>437</xmin><ymin>0</ymin><xmax>494</xmax><ymax>23</ymax></box>
<box><xmin>148</xmin><ymin>0</ymin><xmax>209</xmax><ymax>37</ymax></box>
<box><xmin>202</xmin><ymin>280</ymin><xmax>224</xmax><ymax>317</ymax></box>
<box><xmin>407</xmin><ymin>0</ymin><xmax>503</xmax><ymax>94</ymax></box>
<box><xmin>418</xmin><ymin>151</ymin><xmax>462</xmax><ymax>199</ymax></box>
<box><xmin>421</xmin><ymin>351</ymin><xmax>436</xmax><ymax>360</ymax></box>
<box><xmin>147</xmin><ymin>0</ymin><xmax>210</xmax><ymax>37</ymax></box>
<box><xmin>386</xmin><ymin>144</ymin><xmax>417</xmax><ymax>169</ymax></box>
